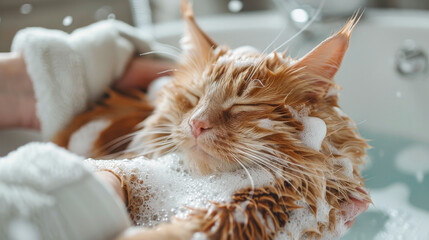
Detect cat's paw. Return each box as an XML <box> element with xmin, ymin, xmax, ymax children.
<box><xmin>341</xmin><ymin>196</ymin><xmax>370</xmax><ymax>228</ymax></box>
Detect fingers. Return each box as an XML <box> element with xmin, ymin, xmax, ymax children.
<box><xmin>0</xmin><ymin>53</ymin><xmax>40</xmax><ymax>129</ymax></box>
<box><xmin>95</xmin><ymin>170</ymin><xmax>128</xmax><ymax>205</ymax></box>
<box><xmin>114</xmin><ymin>58</ymin><xmax>174</xmax><ymax>91</ymax></box>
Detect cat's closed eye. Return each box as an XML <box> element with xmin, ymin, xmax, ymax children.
<box><xmin>228</xmin><ymin>103</ymin><xmax>273</xmax><ymax>115</ymax></box>
<box><xmin>182</xmin><ymin>90</ymin><xmax>200</xmax><ymax>106</ymax></box>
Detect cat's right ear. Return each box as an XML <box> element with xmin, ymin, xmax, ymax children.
<box><xmin>181</xmin><ymin>0</ymin><xmax>217</xmax><ymax>64</ymax></box>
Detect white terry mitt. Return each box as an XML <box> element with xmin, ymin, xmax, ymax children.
<box><xmin>0</xmin><ymin>142</ymin><xmax>131</xmax><ymax>240</ymax></box>
<box><xmin>11</xmin><ymin>20</ymin><xmax>170</xmax><ymax>140</ymax></box>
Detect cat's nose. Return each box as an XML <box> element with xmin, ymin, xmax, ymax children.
<box><xmin>190</xmin><ymin>119</ymin><xmax>211</xmax><ymax>138</ymax></box>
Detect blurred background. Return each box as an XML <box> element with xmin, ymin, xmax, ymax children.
<box><xmin>1</xmin><ymin>0</ymin><xmax>429</xmax><ymax>51</ymax></box>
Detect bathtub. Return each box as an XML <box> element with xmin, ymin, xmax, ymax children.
<box><xmin>1</xmin><ymin>8</ymin><xmax>429</xmax><ymax>240</ymax></box>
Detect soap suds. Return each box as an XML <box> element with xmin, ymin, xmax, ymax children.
<box><xmin>217</xmin><ymin>54</ymin><xmax>257</xmax><ymax>68</ymax></box>
<box><xmin>368</xmin><ymin>183</ymin><xmax>429</xmax><ymax>240</ymax></box>
<box><xmin>395</xmin><ymin>145</ymin><xmax>429</xmax><ymax>182</ymax></box>
<box><xmin>277</xmin><ymin>198</ymin><xmax>341</xmax><ymax>240</ymax></box>
<box><xmin>258</xmin><ymin>118</ymin><xmax>273</xmax><ymax>129</ymax></box>
<box><xmin>88</xmin><ymin>154</ymin><xmax>275</xmax><ymax>227</ymax></box>
<box><xmin>326</xmin><ymin>87</ymin><xmax>340</xmax><ymax>97</ymax></box>
<box><xmin>337</xmin><ymin>158</ymin><xmax>354</xmax><ymax>179</ymax></box>
<box><xmin>286</xmin><ymin>106</ymin><xmax>326</xmax><ymax>151</ymax></box>
<box><xmin>191</xmin><ymin>232</ymin><xmax>208</xmax><ymax>240</ymax></box>
<box><xmin>232</xmin><ymin>46</ymin><xmax>259</xmax><ymax>55</ymax></box>
<box><xmin>88</xmin><ymin>154</ymin><xmax>340</xmax><ymax>239</ymax></box>
<box><xmin>333</xmin><ymin>107</ymin><xmax>348</xmax><ymax>118</ymax></box>
<box><xmin>300</xmin><ymin>117</ymin><xmax>327</xmax><ymax>151</ymax></box>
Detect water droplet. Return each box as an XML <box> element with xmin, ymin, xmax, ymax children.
<box><xmin>396</xmin><ymin>91</ymin><xmax>402</xmax><ymax>98</ymax></box>
<box><xmin>416</xmin><ymin>171</ymin><xmax>424</xmax><ymax>183</ymax></box>
<box><xmin>62</xmin><ymin>16</ymin><xmax>73</xmax><ymax>26</ymax></box>
<box><xmin>291</xmin><ymin>8</ymin><xmax>309</xmax><ymax>23</ymax></box>
<box><xmin>20</xmin><ymin>4</ymin><xmax>32</xmax><ymax>15</ymax></box>
<box><xmin>9</xmin><ymin>218</ymin><xmax>40</xmax><ymax>240</ymax></box>
<box><xmin>94</xmin><ymin>6</ymin><xmax>113</xmax><ymax>21</ymax></box>
<box><xmin>228</xmin><ymin>0</ymin><xmax>243</xmax><ymax>13</ymax></box>
<box><xmin>107</xmin><ymin>13</ymin><xmax>116</xmax><ymax>20</ymax></box>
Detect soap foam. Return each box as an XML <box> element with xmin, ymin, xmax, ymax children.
<box><xmin>276</xmin><ymin>198</ymin><xmax>341</xmax><ymax>240</ymax></box>
<box><xmin>369</xmin><ymin>183</ymin><xmax>429</xmax><ymax>240</ymax></box>
<box><xmin>337</xmin><ymin>158</ymin><xmax>354</xmax><ymax>179</ymax></box>
<box><xmin>217</xmin><ymin>54</ymin><xmax>257</xmax><ymax>68</ymax></box>
<box><xmin>395</xmin><ymin>145</ymin><xmax>429</xmax><ymax>182</ymax></box>
<box><xmin>300</xmin><ymin>117</ymin><xmax>327</xmax><ymax>152</ymax></box>
<box><xmin>88</xmin><ymin>154</ymin><xmax>339</xmax><ymax>239</ymax></box>
<box><xmin>88</xmin><ymin>154</ymin><xmax>275</xmax><ymax>227</ymax></box>
<box><xmin>285</xmin><ymin>106</ymin><xmax>327</xmax><ymax>152</ymax></box>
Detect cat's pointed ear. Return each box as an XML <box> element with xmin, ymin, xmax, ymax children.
<box><xmin>181</xmin><ymin>0</ymin><xmax>217</xmax><ymax>62</ymax></box>
<box><xmin>292</xmin><ymin>15</ymin><xmax>360</xmax><ymax>81</ymax></box>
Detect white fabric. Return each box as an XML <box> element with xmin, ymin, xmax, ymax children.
<box><xmin>1</xmin><ymin>19</ymin><xmax>180</xmax><ymax>240</ymax></box>
<box><xmin>0</xmin><ymin>142</ymin><xmax>131</xmax><ymax>240</ymax></box>
<box><xmin>11</xmin><ymin>20</ymin><xmax>162</xmax><ymax>140</ymax></box>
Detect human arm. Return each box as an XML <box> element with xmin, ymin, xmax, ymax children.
<box><xmin>0</xmin><ymin>52</ymin><xmax>172</xmax><ymax>131</ymax></box>
<box><xmin>4</xmin><ymin>20</ymin><xmax>174</xmax><ymax>140</ymax></box>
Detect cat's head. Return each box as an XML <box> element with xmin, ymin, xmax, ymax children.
<box><xmin>131</xmin><ymin>0</ymin><xmax>368</xmax><ymax>202</ymax></box>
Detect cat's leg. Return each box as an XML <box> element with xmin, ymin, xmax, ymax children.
<box><xmin>54</xmin><ymin>89</ymin><xmax>153</xmax><ymax>158</ymax></box>
<box><xmin>341</xmin><ymin>196</ymin><xmax>370</xmax><ymax>228</ymax></box>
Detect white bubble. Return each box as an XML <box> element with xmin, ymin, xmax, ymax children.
<box><xmin>228</xmin><ymin>0</ymin><xmax>243</xmax><ymax>13</ymax></box>
<box><xmin>396</xmin><ymin>91</ymin><xmax>402</xmax><ymax>98</ymax></box>
<box><xmin>94</xmin><ymin>6</ymin><xmax>113</xmax><ymax>21</ymax></box>
<box><xmin>395</xmin><ymin>144</ymin><xmax>429</xmax><ymax>182</ymax></box>
<box><xmin>291</xmin><ymin>8</ymin><xmax>309</xmax><ymax>23</ymax></box>
<box><xmin>20</xmin><ymin>4</ymin><xmax>32</xmax><ymax>15</ymax></box>
<box><xmin>88</xmin><ymin>153</ymin><xmax>275</xmax><ymax>227</ymax></box>
<box><xmin>107</xmin><ymin>13</ymin><xmax>116</xmax><ymax>20</ymax></box>
<box><xmin>9</xmin><ymin>218</ymin><xmax>40</xmax><ymax>240</ymax></box>
<box><xmin>62</xmin><ymin>16</ymin><xmax>73</xmax><ymax>26</ymax></box>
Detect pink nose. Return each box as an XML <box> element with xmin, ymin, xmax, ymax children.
<box><xmin>190</xmin><ymin>119</ymin><xmax>211</xmax><ymax>138</ymax></box>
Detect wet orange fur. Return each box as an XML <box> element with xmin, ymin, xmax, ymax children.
<box><xmin>55</xmin><ymin>2</ymin><xmax>369</xmax><ymax>239</ymax></box>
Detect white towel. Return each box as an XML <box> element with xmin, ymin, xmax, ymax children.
<box><xmin>0</xmin><ymin>142</ymin><xmax>131</xmax><ymax>240</ymax></box>
<box><xmin>11</xmin><ymin>20</ymin><xmax>170</xmax><ymax>140</ymax></box>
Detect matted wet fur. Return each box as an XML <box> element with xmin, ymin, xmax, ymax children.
<box><xmin>55</xmin><ymin>1</ymin><xmax>370</xmax><ymax>239</ymax></box>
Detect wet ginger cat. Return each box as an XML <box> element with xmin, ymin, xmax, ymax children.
<box><xmin>55</xmin><ymin>1</ymin><xmax>371</xmax><ymax>239</ymax></box>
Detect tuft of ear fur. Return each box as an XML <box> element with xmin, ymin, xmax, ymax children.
<box><xmin>180</xmin><ymin>0</ymin><xmax>217</xmax><ymax>64</ymax></box>
<box><xmin>292</xmin><ymin>13</ymin><xmax>361</xmax><ymax>91</ymax></box>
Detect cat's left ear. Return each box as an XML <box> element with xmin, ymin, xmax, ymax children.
<box><xmin>181</xmin><ymin>0</ymin><xmax>218</xmax><ymax>63</ymax></box>
<box><xmin>292</xmin><ymin>16</ymin><xmax>360</xmax><ymax>81</ymax></box>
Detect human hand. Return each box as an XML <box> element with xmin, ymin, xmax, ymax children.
<box><xmin>114</xmin><ymin>57</ymin><xmax>173</xmax><ymax>91</ymax></box>
<box><xmin>0</xmin><ymin>53</ymin><xmax>173</xmax><ymax>130</ymax></box>
<box><xmin>0</xmin><ymin>53</ymin><xmax>39</xmax><ymax>129</ymax></box>
<box><xmin>95</xmin><ymin>170</ymin><xmax>128</xmax><ymax>205</ymax></box>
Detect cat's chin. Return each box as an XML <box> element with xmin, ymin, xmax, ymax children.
<box><xmin>184</xmin><ymin>145</ymin><xmax>236</xmax><ymax>175</ymax></box>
